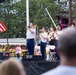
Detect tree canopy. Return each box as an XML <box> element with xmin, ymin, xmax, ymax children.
<box><xmin>0</xmin><ymin>0</ymin><xmax>76</xmax><ymax>38</ymax></box>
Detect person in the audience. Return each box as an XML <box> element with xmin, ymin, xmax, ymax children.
<box><xmin>15</xmin><ymin>45</ymin><xmax>22</xmax><ymax>55</ymax></box>
<box><xmin>0</xmin><ymin>58</ymin><xmax>26</xmax><ymax>75</ymax></box>
<box><xmin>15</xmin><ymin>53</ymin><xmax>22</xmax><ymax>61</ymax></box>
<box><xmin>42</xmin><ymin>27</ymin><xmax>76</xmax><ymax>75</ymax></box>
<box><xmin>70</xmin><ymin>24</ymin><xmax>75</xmax><ymax>28</ymax></box>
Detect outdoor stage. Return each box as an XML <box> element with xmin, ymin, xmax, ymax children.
<box><xmin>23</xmin><ymin>61</ymin><xmax>59</xmax><ymax>75</ymax></box>
<box><xmin>0</xmin><ymin>53</ymin><xmax>59</xmax><ymax>75</ymax></box>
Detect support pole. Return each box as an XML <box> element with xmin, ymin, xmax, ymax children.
<box><xmin>26</xmin><ymin>0</ymin><xmax>30</xmax><ymax>46</ymax></box>
<box><xmin>26</xmin><ymin>0</ymin><xmax>29</xmax><ymax>28</ymax></box>
<box><xmin>69</xmin><ymin>0</ymin><xmax>72</xmax><ymax>25</ymax></box>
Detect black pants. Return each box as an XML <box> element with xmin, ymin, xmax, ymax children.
<box><xmin>40</xmin><ymin>42</ymin><xmax>47</xmax><ymax>60</ymax></box>
<box><xmin>49</xmin><ymin>39</ymin><xmax>56</xmax><ymax>45</ymax></box>
<box><xmin>54</xmin><ymin>40</ymin><xmax>60</xmax><ymax>60</ymax></box>
<box><xmin>27</xmin><ymin>39</ymin><xmax>34</xmax><ymax>55</ymax></box>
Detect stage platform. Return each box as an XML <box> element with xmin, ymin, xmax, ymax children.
<box><xmin>0</xmin><ymin>53</ymin><xmax>59</xmax><ymax>75</ymax></box>
<box><xmin>23</xmin><ymin>61</ymin><xmax>59</xmax><ymax>75</ymax></box>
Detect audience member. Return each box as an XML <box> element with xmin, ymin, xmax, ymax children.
<box><xmin>15</xmin><ymin>45</ymin><xmax>22</xmax><ymax>55</ymax></box>
<box><xmin>0</xmin><ymin>58</ymin><xmax>26</xmax><ymax>75</ymax></box>
<box><xmin>15</xmin><ymin>53</ymin><xmax>22</xmax><ymax>61</ymax></box>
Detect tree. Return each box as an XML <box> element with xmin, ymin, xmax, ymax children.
<box><xmin>1</xmin><ymin>0</ymin><xmax>76</xmax><ymax>38</ymax></box>
<box><xmin>29</xmin><ymin>0</ymin><xmax>59</xmax><ymax>28</ymax></box>
<box><xmin>0</xmin><ymin>0</ymin><xmax>26</xmax><ymax>38</ymax></box>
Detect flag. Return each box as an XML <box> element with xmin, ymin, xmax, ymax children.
<box><xmin>0</xmin><ymin>21</ymin><xmax>7</xmax><ymax>33</ymax></box>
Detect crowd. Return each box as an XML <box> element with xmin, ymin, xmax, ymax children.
<box><xmin>0</xmin><ymin>27</ymin><xmax>76</xmax><ymax>75</ymax></box>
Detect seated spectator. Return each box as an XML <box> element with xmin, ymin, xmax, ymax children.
<box><xmin>42</xmin><ymin>27</ymin><xmax>76</xmax><ymax>75</ymax></box>
<box><xmin>15</xmin><ymin>45</ymin><xmax>22</xmax><ymax>55</ymax></box>
<box><xmin>70</xmin><ymin>24</ymin><xmax>75</xmax><ymax>28</ymax></box>
<box><xmin>15</xmin><ymin>53</ymin><xmax>22</xmax><ymax>61</ymax></box>
<box><xmin>0</xmin><ymin>58</ymin><xmax>26</xmax><ymax>75</ymax></box>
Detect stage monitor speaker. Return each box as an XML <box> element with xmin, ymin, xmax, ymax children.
<box><xmin>0</xmin><ymin>0</ymin><xmax>5</xmax><ymax>3</ymax></box>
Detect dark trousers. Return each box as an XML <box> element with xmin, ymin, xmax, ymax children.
<box><xmin>49</xmin><ymin>39</ymin><xmax>56</xmax><ymax>45</ymax></box>
<box><xmin>54</xmin><ymin>40</ymin><xmax>58</xmax><ymax>47</ymax></box>
<box><xmin>54</xmin><ymin>40</ymin><xmax>60</xmax><ymax>60</ymax></box>
<box><xmin>40</xmin><ymin>42</ymin><xmax>46</xmax><ymax>59</ymax></box>
<box><xmin>27</xmin><ymin>39</ymin><xmax>34</xmax><ymax>55</ymax></box>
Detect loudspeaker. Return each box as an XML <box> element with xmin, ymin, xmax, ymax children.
<box><xmin>0</xmin><ymin>0</ymin><xmax>5</xmax><ymax>3</ymax></box>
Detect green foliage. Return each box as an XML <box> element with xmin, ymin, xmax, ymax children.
<box><xmin>72</xmin><ymin>3</ymin><xmax>76</xmax><ymax>20</ymax></box>
<box><xmin>29</xmin><ymin>0</ymin><xmax>59</xmax><ymax>28</ymax></box>
<box><xmin>0</xmin><ymin>0</ymin><xmax>26</xmax><ymax>38</ymax></box>
<box><xmin>0</xmin><ymin>0</ymin><xmax>75</xmax><ymax>38</ymax></box>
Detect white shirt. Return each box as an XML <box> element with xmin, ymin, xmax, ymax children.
<box><xmin>40</xmin><ymin>32</ymin><xmax>48</xmax><ymax>43</ymax></box>
<box><xmin>42</xmin><ymin>65</ymin><xmax>76</xmax><ymax>75</ymax></box>
<box><xmin>27</xmin><ymin>28</ymin><xmax>36</xmax><ymax>39</ymax></box>
<box><xmin>54</xmin><ymin>30</ymin><xmax>62</xmax><ymax>40</ymax></box>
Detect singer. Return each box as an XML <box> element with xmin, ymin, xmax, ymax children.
<box><xmin>27</xmin><ymin>23</ymin><xmax>36</xmax><ymax>56</ymax></box>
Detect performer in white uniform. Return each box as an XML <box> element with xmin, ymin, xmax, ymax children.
<box><xmin>27</xmin><ymin>23</ymin><xmax>36</xmax><ymax>56</ymax></box>
<box><xmin>54</xmin><ymin>25</ymin><xmax>62</xmax><ymax>47</ymax></box>
<box><xmin>40</xmin><ymin>27</ymin><xmax>48</xmax><ymax>60</ymax></box>
<box><xmin>48</xmin><ymin>27</ymin><xmax>55</xmax><ymax>45</ymax></box>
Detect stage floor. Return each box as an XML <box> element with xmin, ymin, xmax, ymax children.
<box><xmin>23</xmin><ymin>61</ymin><xmax>59</xmax><ymax>75</ymax></box>
<box><xmin>0</xmin><ymin>52</ymin><xmax>59</xmax><ymax>75</ymax></box>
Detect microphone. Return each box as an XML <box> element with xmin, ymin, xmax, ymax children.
<box><xmin>28</xmin><ymin>26</ymin><xmax>30</xmax><ymax>28</ymax></box>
